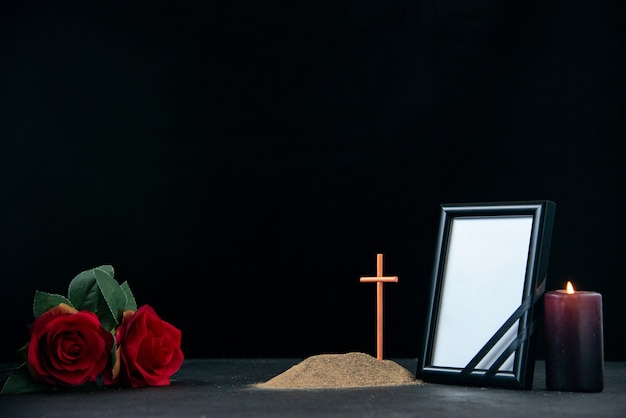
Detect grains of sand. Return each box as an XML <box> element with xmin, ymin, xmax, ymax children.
<box><xmin>254</xmin><ymin>352</ymin><xmax>423</xmax><ymax>389</ymax></box>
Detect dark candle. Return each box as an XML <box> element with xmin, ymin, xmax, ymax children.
<box><xmin>544</xmin><ymin>282</ymin><xmax>604</xmax><ymax>392</ymax></box>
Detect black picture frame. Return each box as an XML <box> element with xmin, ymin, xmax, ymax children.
<box><xmin>417</xmin><ymin>200</ymin><xmax>556</xmax><ymax>390</ymax></box>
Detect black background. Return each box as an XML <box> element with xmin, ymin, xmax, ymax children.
<box><xmin>1</xmin><ymin>1</ymin><xmax>624</xmax><ymax>363</ymax></box>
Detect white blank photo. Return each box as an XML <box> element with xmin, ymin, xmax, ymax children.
<box><xmin>432</xmin><ymin>215</ymin><xmax>533</xmax><ymax>371</ymax></box>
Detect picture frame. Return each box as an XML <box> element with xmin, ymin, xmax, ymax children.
<box><xmin>417</xmin><ymin>200</ymin><xmax>556</xmax><ymax>389</ymax></box>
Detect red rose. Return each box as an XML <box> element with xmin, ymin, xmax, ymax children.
<box><xmin>27</xmin><ymin>303</ymin><xmax>114</xmax><ymax>387</ymax></box>
<box><xmin>114</xmin><ymin>305</ymin><xmax>184</xmax><ymax>388</ymax></box>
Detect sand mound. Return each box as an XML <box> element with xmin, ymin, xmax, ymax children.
<box><xmin>255</xmin><ymin>352</ymin><xmax>423</xmax><ymax>389</ymax></box>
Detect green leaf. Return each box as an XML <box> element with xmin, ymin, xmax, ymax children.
<box><xmin>68</xmin><ymin>265</ymin><xmax>126</xmax><ymax>332</ymax></box>
<box><xmin>33</xmin><ymin>291</ymin><xmax>72</xmax><ymax>319</ymax></box>
<box><xmin>120</xmin><ymin>281</ymin><xmax>137</xmax><ymax>311</ymax></box>
<box><xmin>93</xmin><ymin>267</ymin><xmax>127</xmax><ymax>328</ymax></box>
<box><xmin>68</xmin><ymin>266</ymin><xmax>103</xmax><ymax>311</ymax></box>
<box><xmin>0</xmin><ymin>362</ymin><xmax>21</xmax><ymax>382</ymax></box>
<box><xmin>0</xmin><ymin>363</ymin><xmax>50</xmax><ymax>395</ymax></box>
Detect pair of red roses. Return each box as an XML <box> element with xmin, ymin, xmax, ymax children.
<box><xmin>28</xmin><ymin>303</ymin><xmax>183</xmax><ymax>388</ymax></box>
<box><xmin>1</xmin><ymin>265</ymin><xmax>184</xmax><ymax>395</ymax></box>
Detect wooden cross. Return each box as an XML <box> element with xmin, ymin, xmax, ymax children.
<box><xmin>360</xmin><ymin>253</ymin><xmax>398</xmax><ymax>360</ymax></box>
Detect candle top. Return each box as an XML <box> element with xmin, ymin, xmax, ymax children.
<box><xmin>545</xmin><ymin>289</ymin><xmax>601</xmax><ymax>299</ymax></box>
<box><xmin>546</xmin><ymin>281</ymin><xmax>601</xmax><ymax>295</ymax></box>
<box><xmin>551</xmin><ymin>289</ymin><xmax>599</xmax><ymax>295</ymax></box>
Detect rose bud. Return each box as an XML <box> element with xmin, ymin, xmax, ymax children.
<box><xmin>114</xmin><ymin>305</ymin><xmax>184</xmax><ymax>388</ymax></box>
<box><xmin>27</xmin><ymin>303</ymin><xmax>115</xmax><ymax>387</ymax></box>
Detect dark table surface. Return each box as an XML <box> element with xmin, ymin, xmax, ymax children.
<box><xmin>2</xmin><ymin>358</ymin><xmax>625</xmax><ymax>417</ymax></box>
